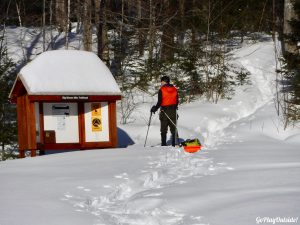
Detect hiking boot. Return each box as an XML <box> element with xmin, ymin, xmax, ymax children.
<box><xmin>171</xmin><ymin>136</ymin><xmax>176</xmax><ymax>147</ymax></box>
<box><xmin>161</xmin><ymin>133</ymin><xmax>167</xmax><ymax>146</ymax></box>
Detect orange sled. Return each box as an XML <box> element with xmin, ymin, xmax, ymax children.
<box><xmin>183</xmin><ymin>145</ymin><xmax>202</xmax><ymax>153</ymax></box>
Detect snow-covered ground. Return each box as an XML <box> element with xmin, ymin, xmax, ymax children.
<box><xmin>0</xmin><ymin>29</ymin><xmax>300</xmax><ymax>225</ymax></box>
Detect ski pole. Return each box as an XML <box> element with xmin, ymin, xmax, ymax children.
<box><xmin>144</xmin><ymin>112</ymin><xmax>153</xmax><ymax>147</ymax></box>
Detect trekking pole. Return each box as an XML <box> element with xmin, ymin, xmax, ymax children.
<box><xmin>175</xmin><ymin>111</ymin><xmax>178</xmax><ymax>146</ymax></box>
<box><xmin>144</xmin><ymin>112</ymin><xmax>153</xmax><ymax>147</ymax></box>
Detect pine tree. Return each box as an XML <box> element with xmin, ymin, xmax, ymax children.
<box><xmin>0</xmin><ymin>35</ymin><xmax>17</xmax><ymax>161</ymax></box>
<box><xmin>282</xmin><ymin>0</ymin><xmax>300</xmax><ymax>123</ymax></box>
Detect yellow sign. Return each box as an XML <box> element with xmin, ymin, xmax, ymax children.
<box><xmin>91</xmin><ymin>103</ymin><xmax>102</xmax><ymax>132</ymax></box>
<box><xmin>92</xmin><ymin>103</ymin><xmax>101</xmax><ymax>116</ymax></box>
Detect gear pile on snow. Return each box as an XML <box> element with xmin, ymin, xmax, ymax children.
<box><xmin>180</xmin><ymin>138</ymin><xmax>202</xmax><ymax>153</ymax></box>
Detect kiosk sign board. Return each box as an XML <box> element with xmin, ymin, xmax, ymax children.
<box><xmin>91</xmin><ymin>103</ymin><xmax>102</xmax><ymax>132</ymax></box>
<box><xmin>43</xmin><ymin>103</ymin><xmax>79</xmax><ymax>143</ymax></box>
<box><xmin>84</xmin><ymin>102</ymin><xmax>109</xmax><ymax>142</ymax></box>
<box><xmin>9</xmin><ymin>50</ymin><xmax>121</xmax><ymax>157</ymax></box>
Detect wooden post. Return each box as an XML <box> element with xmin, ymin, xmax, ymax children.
<box><xmin>31</xmin><ymin>150</ymin><xmax>37</xmax><ymax>157</ymax></box>
<box><xmin>109</xmin><ymin>101</ymin><xmax>118</xmax><ymax>147</ymax></box>
<box><xmin>19</xmin><ymin>150</ymin><xmax>25</xmax><ymax>158</ymax></box>
<box><xmin>16</xmin><ymin>95</ymin><xmax>37</xmax><ymax>157</ymax></box>
<box><xmin>78</xmin><ymin>102</ymin><xmax>85</xmax><ymax>149</ymax></box>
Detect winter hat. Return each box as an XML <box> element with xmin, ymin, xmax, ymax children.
<box><xmin>161</xmin><ymin>76</ymin><xmax>170</xmax><ymax>83</ymax></box>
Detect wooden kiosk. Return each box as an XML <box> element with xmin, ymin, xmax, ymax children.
<box><xmin>9</xmin><ymin>50</ymin><xmax>122</xmax><ymax>158</ymax></box>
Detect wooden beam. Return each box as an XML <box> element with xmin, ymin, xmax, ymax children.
<box><xmin>16</xmin><ymin>95</ymin><xmax>37</xmax><ymax>157</ymax></box>
<box><xmin>30</xmin><ymin>150</ymin><xmax>37</xmax><ymax>157</ymax></box>
<box><xmin>78</xmin><ymin>102</ymin><xmax>85</xmax><ymax>147</ymax></box>
<box><xmin>26</xmin><ymin>99</ymin><xmax>37</xmax><ymax>150</ymax></box>
<box><xmin>39</xmin><ymin>102</ymin><xmax>45</xmax><ymax>144</ymax></box>
<box><xmin>38</xmin><ymin>143</ymin><xmax>82</xmax><ymax>150</ymax></box>
<box><xmin>9</xmin><ymin>78</ymin><xmax>27</xmax><ymax>103</ymax></box>
<box><xmin>19</xmin><ymin>150</ymin><xmax>25</xmax><ymax>158</ymax></box>
<box><xmin>28</xmin><ymin>95</ymin><xmax>121</xmax><ymax>102</ymax></box>
<box><xmin>109</xmin><ymin>101</ymin><xmax>118</xmax><ymax>148</ymax></box>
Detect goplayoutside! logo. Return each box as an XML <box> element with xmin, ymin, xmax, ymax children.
<box><xmin>256</xmin><ymin>217</ymin><xmax>299</xmax><ymax>224</ymax></box>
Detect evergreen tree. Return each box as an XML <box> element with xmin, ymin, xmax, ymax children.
<box><xmin>282</xmin><ymin>0</ymin><xmax>300</xmax><ymax>122</ymax></box>
<box><xmin>0</xmin><ymin>35</ymin><xmax>17</xmax><ymax>161</ymax></box>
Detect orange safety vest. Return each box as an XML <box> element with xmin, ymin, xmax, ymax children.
<box><xmin>160</xmin><ymin>86</ymin><xmax>178</xmax><ymax>106</ymax></box>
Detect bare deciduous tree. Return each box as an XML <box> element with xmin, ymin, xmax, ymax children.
<box><xmin>83</xmin><ymin>0</ymin><xmax>92</xmax><ymax>51</ymax></box>
<box><xmin>55</xmin><ymin>0</ymin><xmax>67</xmax><ymax>32</ymax></box>
<box><xmin>283</xmin><ymin>0</ymin><xmax>298</xmax><ymax>54</ymax></box>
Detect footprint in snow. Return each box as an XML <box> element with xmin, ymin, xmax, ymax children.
<box><xmin>65</xmin><ymin>148</ymin><xmax>233</xmax><ymax>225</ymax></box>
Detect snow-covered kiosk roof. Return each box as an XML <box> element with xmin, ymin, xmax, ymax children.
<box><xmin>10</xmin><ymin>50</ymin><xmax>121</xmax><ymax>158</ymax></box>
<box><xmin>10</xmin><ymin>50</ymin><xmax>121</xmax><ymax>99</ymax></box>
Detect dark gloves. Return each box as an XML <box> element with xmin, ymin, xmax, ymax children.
<box><xmin>150</xmin><ymin>105</ymin><xmax>157</xmax><ymax>113</ymax></box>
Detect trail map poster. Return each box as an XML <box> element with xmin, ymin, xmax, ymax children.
<box><xmin>52</xmin><ymin>104</ymin><xmax>70</xmax><ymax>131</ymax></box>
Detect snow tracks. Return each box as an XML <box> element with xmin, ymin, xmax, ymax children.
<box><xmin>63</xmin><ymin>148</ymin><xmax>232</xmax><ymax>225</ymax></box>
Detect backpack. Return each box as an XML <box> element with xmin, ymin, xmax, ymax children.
<box><xmin>180</xmin><ymin>138</ymin><xmax>201</xmax><ymax>147</ymax></box>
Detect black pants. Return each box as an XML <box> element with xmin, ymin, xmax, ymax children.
<box><xmin>160</xmin><ymin>108</ymin><xmax>177</xmax><ymax>146</ymax></box>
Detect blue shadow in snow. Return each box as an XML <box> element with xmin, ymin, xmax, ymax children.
<box><xmin>117</xmin><ymin>127</ymin><xmax>135</xmax><ymax>148</ymax></box>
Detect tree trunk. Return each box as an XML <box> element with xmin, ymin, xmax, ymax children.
<box><xmin>95</xmin><ymin>0</ymin><xmax>101</xmax><ymax>55</ymax></box>
<box><xmin>15</xmin><ymin>2</ymin><xmax>22</xmax><ymax>27</ymax></box>
<box><xmin>205</xmin><ymin>0</ymin><xmax>212</xmax><ymax>101</ymax></box>
<box><xmin>137</xmin><ymin>0</ymin><xmax>145</xmax><ymax>56</ymax></box>
<box><xmin>55</xmin><ymin>0</ymin><xmax>67</xmax><ymax>32</ymax></box>
<box><xmin>98</xmin><ymin>0</ymin><xmax>109</xmax><ymax>63</ymax></box>
<box><xmin>191</xmin><ymin>0</ymin><xmax>197</xmax><ymax>45</ymax></box>
<box><xmin>83</xmin><ymin>0</ymin><xmax>92</xmax><ymax>51</ymax></box>
<box><xmin>76</xmin><ymin>0</ymin><xmax>83</xmax><ymax>33</ymax></box>
<box><xmin>177</xmin><ymin>0</ymin><xmax>185</xmax><ymax>46</ymax></box>
<box><xmin>42</xmin><ymin>0</ymin><xmax>46</xmax><ymax>52</ymax></box>
<box><xmin>283</xmin><ymin>0</ymin><xmax>298</xmax><ymax>54</ymax></box>
<box><xmin>161</xmin><ymin>0</ymin><xmax>175</xmax><ymax>61</ymax></box>
<box><xmin>65</xmin><ymin>0</ymin><xmax>70</xmax><ymax>49</ymax></box>
<box><xmin>49</xmin><ymin>0</ymin><xmax>54</xmax><ymax>49</ymax></box>
<box><xmin>148</xmin><ymin>0</ymin><xmax>154</xmax><ymax>60</ymax></box>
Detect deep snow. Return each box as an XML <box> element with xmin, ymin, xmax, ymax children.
<box><xmin>13</xmin><ymin>50</ymin><xmax>121</xmax><ymax>96</ymax></box>
<box><xmin>0</xmin><ymin>29</ymin><xmax>300</xmax><ymax>225</ymax></box>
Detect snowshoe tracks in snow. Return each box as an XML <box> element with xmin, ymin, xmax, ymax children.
<box><xmin>63</xmin><ymin>148</ymin><xmax>233</xmax><ymax>225</ymax></box>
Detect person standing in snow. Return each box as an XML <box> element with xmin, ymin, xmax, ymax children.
<box><xmin>151</xmin><ymin>76</ymin><xmax>178</xmax><ymax>146</ymax></box>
